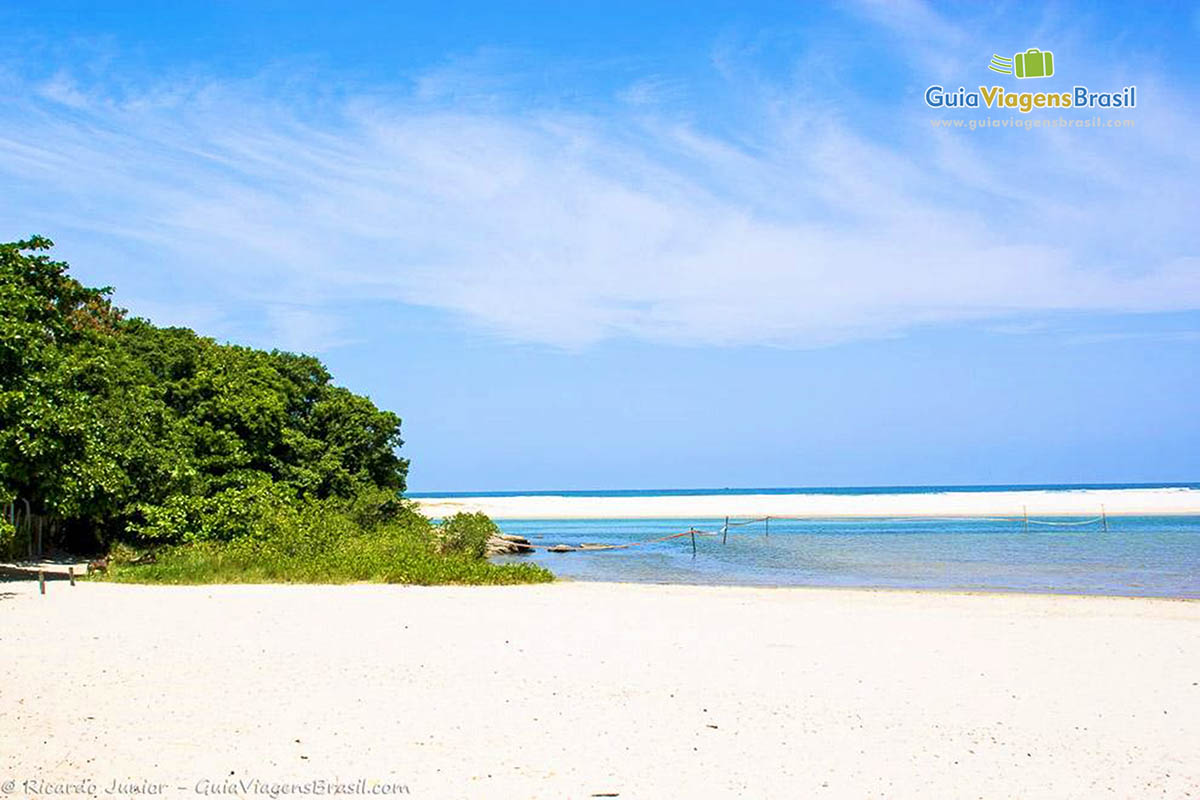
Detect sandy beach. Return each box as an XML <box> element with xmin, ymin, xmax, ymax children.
<box><xmin>3</xmin><ymin>580</ymin><xmax>1197</xmax><ymax>798</ymax></box>
<box><xmin>415</xmin><ymin>486</ymin><xmax>1200</xmax><ymax>520</ymax></box>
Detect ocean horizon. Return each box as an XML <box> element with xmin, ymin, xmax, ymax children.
<box><xmin>409</xmin><ymin>481</ymin><xmax>1200</xmax><ymax>499</ymax></box>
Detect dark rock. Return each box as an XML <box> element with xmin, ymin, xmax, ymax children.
<box><xmin>485</xmin><ymin>534</ymin><xmax>535</xmax><ymax>556</ymax></box>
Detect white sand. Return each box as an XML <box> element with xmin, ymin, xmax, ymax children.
<box><xmin>2</xmin><ymin>581</ymin><xmax>1197</xmax><ymax>798</ymax></box>
<box><xmin>416</xmin><ymin>486</ymin><xmax>1200</xmax><ymax>520</ymax></box>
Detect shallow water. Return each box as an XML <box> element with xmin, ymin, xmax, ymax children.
<box><xmin>491</xmin><ymin>516</ymin><xmax>1200</xmax><ymax>597</ymax></box>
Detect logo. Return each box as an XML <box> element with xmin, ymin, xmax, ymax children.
<box><xmin>989</xmin><ymin>48</ymin><xmax>1055</xmax><ymax>79</ymax></box>
<box><xmin>924</xmin><ymin>45</ymin><xmax>1136</xmax><ymax>114</ymax></box>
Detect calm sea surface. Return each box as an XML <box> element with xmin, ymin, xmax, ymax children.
<box><xmin>488</xmin><ymin>515</ymin><xmax>1200</xmax><ymax>597</ymax></box>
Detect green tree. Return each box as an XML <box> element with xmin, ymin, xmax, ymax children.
<box><xmin>0</xmin><ymin>237</ymin><xmax>123</xmax><ymax>529</ymax></box>
<box><xmin>0</xmin><ymin>237</ymin><xmax>409</xmax><ymax>551</ymax></box>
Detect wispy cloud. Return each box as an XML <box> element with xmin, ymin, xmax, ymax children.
<box><xmin>1064</xmin><ymin>330</ymin><xmax>1200</xmax><ymax>346</ymax></box>
<box><xmin>0</xmin><ymin>6</ymin><xmax>1197</xmax><ymax>351</ymax></box>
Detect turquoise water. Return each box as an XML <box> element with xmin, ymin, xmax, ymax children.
<box><xmin>490</xmin><ymin>516</ymin><xmax>1200</xmax><ymax>597</ymax></box>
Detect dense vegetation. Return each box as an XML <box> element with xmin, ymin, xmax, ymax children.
<box><xmin>0</xmin><ymin>237</ymin><xmax>551</xmax><ymax>584</ymax></box>
<box><xmin>102</xmin><ymin>504</ymin><xmax>547</xmax><ymax>585</ymax></box>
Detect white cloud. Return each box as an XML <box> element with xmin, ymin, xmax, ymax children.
<box><xmin>1064</xmin><ymin>330</ymin><xmax>1200</xmax><ymax>345</ymax></box>
<box><xmin>1</xmin><ymin>17</ymin><xmax>1197</xmax><ymax>351</ymax></box>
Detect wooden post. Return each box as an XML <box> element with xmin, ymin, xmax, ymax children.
<box><xmin>722</xmin><ymin>516</ymin><xmax>729</xmax><ymax>545</ymax></box>
<box><xmin>1102</xmin><ymin>505</ymin><xmax>1108</xmax><ymax>533</ymax></box>
<box><xmin>68</xmin><ymin>566</ymin><xmax>75</xmax><ymax>587</ymax></box>
<box><xmin>765</xmin><ymin>516</ymin><xmax>770</xmax><ymax>537</ymax></box>
<box><xmin>38</xmin><ymin>569</ymin><xmax>45</xmax><ymax>595</ymax></box>
<box><xmin>1023</xmin><ymin>506</ymin><xmax>1029</xmax><ymax>534</ymax></box>
<box><xmin>690</xmin><ymin>529</ymin><xmax>697</xmax><ymax>557</ymax></box>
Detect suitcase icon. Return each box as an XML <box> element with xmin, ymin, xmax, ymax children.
<box><xmin>1014</xmin><ymin>48</ymin><xmax>1054</xmax><ymax>79</ymax></box>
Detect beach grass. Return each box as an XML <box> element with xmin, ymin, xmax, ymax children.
<box><xmin>95</xmin><ymin>506</ymin><xmax>554</xmax><ymax>586</ymax></box>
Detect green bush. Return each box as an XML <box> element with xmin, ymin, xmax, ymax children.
<box><xmin>0</xmin><ymin>516</ymin><xmax>15</xmax><ymax>561</ymax></box>
<box><xmin>96</xmin><ymin>504</ymin><xmax>552</xmax><ymax>586</ymax></box>
<box><xmin>336</xmin><ymin>486</ymin><xmax>411</xmax><ymax>530</ymax></box>
<box><xmin>126</xmin><ymin>474</ymin><xmax>298</xmax><ymax>543</ymax></box>
<box><xmin>436</xmin><ymin>512</ymin><xmax>499</xmax><ymax>559</ymax></box>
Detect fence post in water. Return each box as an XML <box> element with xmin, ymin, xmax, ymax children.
<box><xmin>722</xmin><ymin>516</ymin><xmax>729</xmax><ymax>545</ymax></box>
<box><xmin>1102</xmin><ymin>505</ymin><xmax>1108</xmax><ymax>533</ymax></box>
<box><xmin>765</xmin><ymin>516</ymin><xmax>770</xmax><ymax>537</ymax></box>
<box><xmin>1023</xmin><ymin>506</ymin><xmax>1029</xmax><ymax>534</ymax></box>
<box><xmin>690</xmin><ymin>529</ymin><xmax>697</xmax><ymax>557</ymax></box>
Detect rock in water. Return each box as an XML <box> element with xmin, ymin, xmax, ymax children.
<box><xmin>485</xmin><ymin>534</ymin><xmax>535</xmax><ymax>556</ymax></box>
<box><xmin>547</xmin><ymin>544</ymin><xmax>575</xmax><ymax>553</ymax></box>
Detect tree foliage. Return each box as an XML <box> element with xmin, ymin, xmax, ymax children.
<box><xmin>0</xmin><ymin>237</ymin><xmax>408</xmax><ymax>551</ymax></box>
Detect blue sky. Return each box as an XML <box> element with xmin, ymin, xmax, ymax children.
<box><xmin>1</xmin><ymin>1</ymin><xmax>1198</xmax><ymax>490</ymax></box>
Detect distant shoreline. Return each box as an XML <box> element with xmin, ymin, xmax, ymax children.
<box><xmin>408</xmin><ymin>481</ymin><xmax>1200</xmax><ymax>499</ymax></box>
<box><xmin>414</xmin><ymin>486</ymin><xmax>1200</xmax><ymax>520</ymax></box>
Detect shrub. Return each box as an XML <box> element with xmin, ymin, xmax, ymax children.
<box><xmin>96</xmin><ymin>504</ymin><xmax>552</xmax><ymax>586</ymax></box>
<box><xmin>126</xmin><ymin>475</ymin><xmax>300</xmax><ymax>543</ymax></box>
<box><xmin>335</xmin><ymin>486</ymin><xmax>414</xmax><ymax>530</ymax></box>
<box><xmin>436</xmin><ymin>512</ymin><xmax>499</xmax><ymax>559</ymax></box>
<box><xmin>0</xmin><ymin>515</ymin><xmax>15</xmax><ymax>561</ymax></box>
